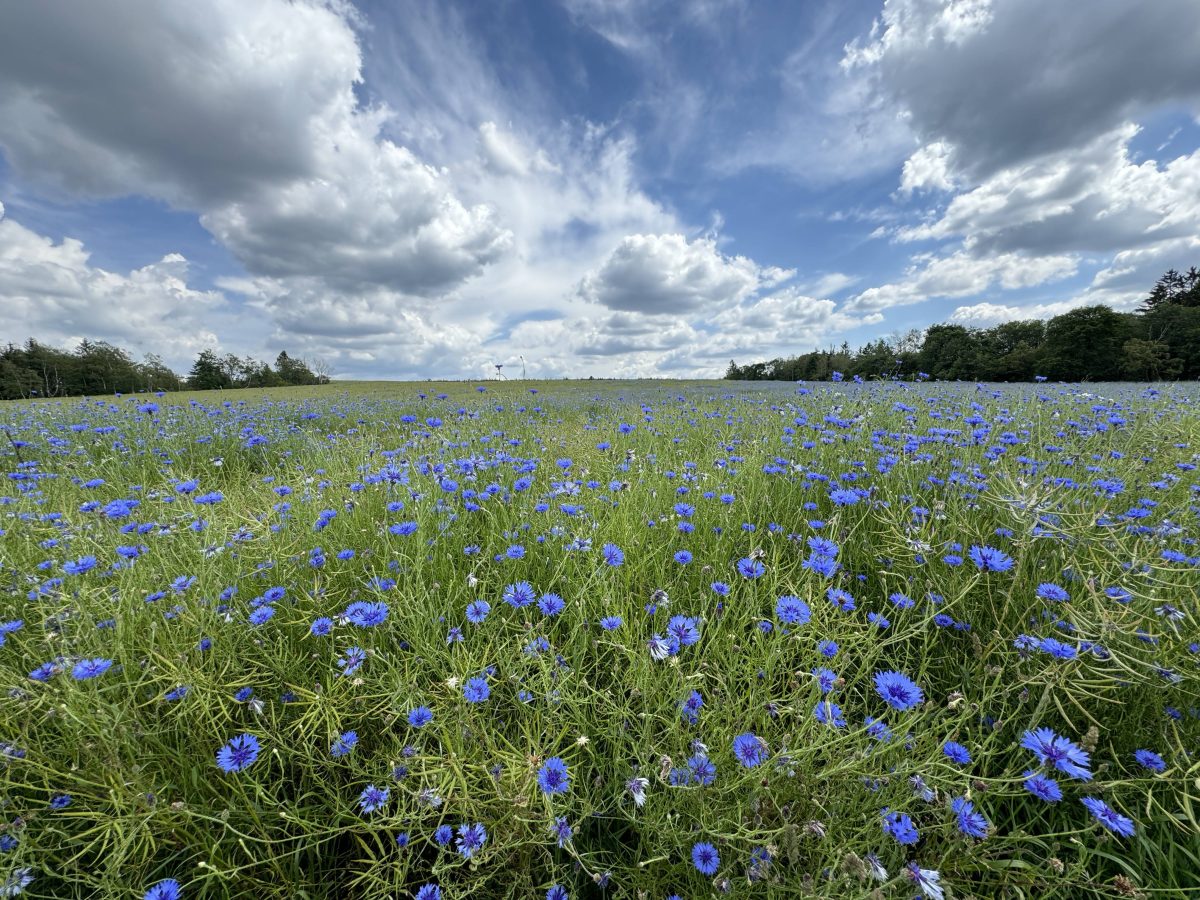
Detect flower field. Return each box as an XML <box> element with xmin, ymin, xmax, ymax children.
<box><xmin>1</xmin><ymin>380</ymin><xmax>1197</xmax><ymax>899</ymax></box>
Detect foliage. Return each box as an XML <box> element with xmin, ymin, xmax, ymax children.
<box><xmin>727</xmin><ymin>265</ymin><xmax>1200</xmax><ymax>382</ymax></box>
<box><xmin>0</xmin><ymin>379</ymin><xmax>1197</xmax><ymax>899</ymax></box>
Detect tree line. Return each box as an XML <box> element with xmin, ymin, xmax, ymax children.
<box><xmin>0</xmin><ymin>340</ymin><xmax>330</xmax><ymax>400</ymax></box>
<box><xmin>725</xmin><ymin>266</ymin><xmax>1200</xmax><ymax>382</ymax></box>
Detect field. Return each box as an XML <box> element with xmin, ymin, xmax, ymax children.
<box><xmin>1</xmin><ymin>379</ymin><xmax>1198</xmax><ymax>900</ymax></box>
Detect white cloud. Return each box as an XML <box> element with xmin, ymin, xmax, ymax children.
<box><xmin>845</xmin><ymin>250</ymin><xmax>1077</xmax><ymax>314</ymax></box>
<box><xmin>578</xmin><ymin>233</ymin><xmax>790</xmax><ymax>314</ymax></box>
<box><xmin>0</xmin><ymin>202</ymin><xmax>237</xmax><ymax>365</ymax></box>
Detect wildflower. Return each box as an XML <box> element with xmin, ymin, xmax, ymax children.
<box><xmin>216</xmin><ymin>733</ymin><xmax>260</xmax><ymax>773</ymax></box>
<box><xmin>337</xmin><ymin>647</ymin><xmax>366</xmax><ymax>676</ymax></box>
<box><xmin>408</xmin><ymin>706</ymin><xmax>433</xmax><ymax>728</ymax></box>
<box><xmin>942</xmin><ymin>742</ymin><xmax>972</xmax><ymax>765</ymax></box>
<box><xmin>502</xmin><ymin>581</ymin><xmax>536</xmax><ymax>608</ymax></box>
<box><xmin>415</xmin><ymin>886</ymin><xmax>441</xmax><ymax>900</ymax></box>
<box><xmin>873</xmin><ymin>671</ymin><xmax>924</xmax><ymax>711</ymax></box>
<box><xmin>968</xmin><ymin>545</ymin><xmax>1014</xmax><ymax>573</ymax></box>
<box><xmin>775</xmin><ymin>595</ymin><xmax>811</xmax><ymax>625</ymax></box>
<box><xmin>71</xmin><ymin>658</ymin><xmax>114</xmax><ymax>681</ymax></box>
<box><xmin>538</xmin><ymin>757</ymin><xmax>570</xmax><ymax>795</ymax></box>
<box><xmin>674</xmin><ymin>550</ymin><xmax>693</xmax><ymax>565</ymax></box>
<box><xmin>463</xmin><ymin>676</ymin><xmax>490</xmax><ymax>703</ymax></box>
<box><xmin>692</xmin><ymin>841</ymin><xmax>720</xmax><ymax>875</ymax></box>
<box><xmin>1081</xmin><ymin>796</ymin><xmax>1135</xmax><ymax>837</ymax></box>
<box><xmin>814</xmin><ymin>700</ymin><xmax>846</xmax><ymax>728</ymax></box>
<box><xmin>330</xmin><ymin>731</ymin><xmax>358</xmax><ymax>758</ymax></box>
<box><xmin>627</xmin><ymin>776</ymin><xmax>649</xmax><ymax>807</ymax></box>
<box><xmin>905</xmin><ymin>862</ymin><xmax>944</xmax><ymax>900</ymax></box>
<box><xmin>882</xmin><ymin>809</ymin><xmax>919</xmax><ymax>845</ymax></box>
<box><xmin>737</xmin><ymin>557</ymin><xmax>765</xmax><ymax>578</ymax></box>
<box><xmin>1134</xmin><ymin>749</ymin><xmax>1166</xmax><ymax>772</ymax></box>
<box><xmin>547</xmin><ymin>886</ymin><xmax>568</xmax><ymax>900</ymax></box>
<box><xmin>599</xmin><ymin>615</ymin><xmax>623</xmax><ymax>630</ymax></box>
<box><xmin>1020</xmin><ymin>727</ymin><xmax>1092</xmax><ymax>780</ymax></box>
<box><xmin>466</xmin><ymin>599</ymin><xmax>490</xmax><ymax>623</ymax></box>
<box><xmin>732</xmin><ymin>732</ymin><xmax>768</xmax><ymax>768</ymax></box>
<box><xmin>951</xmin><ymin>796</ymin><xmax>989</xmax><ymax>839</ymax></box>
<box><xmin>538</xmin><ymin>593</ymin><xmax>566</xmax><ymax>617</ymax></box>
<box><xmin>456</xmin><ymin>822</ymin><xmax>487</xmax><ymax>858</ymax></box>
<box><xmin>550</xmin><ymin>816</ymin><xmax>573</xmax><ymax>847</ymax></box>
<box><xmin>143</xmin><ymin>879</ymin><xmax>182</xmax><ymax>900</ymax></box>
<box><xmin>1022</xmin><ymin>770</ymin><xmax>1062</xmax><ymax>802</ymax></box>
<box><xmin>602</xmin><ymin>543</ymin><xmax>625</xmax><ymax>566</ymax></box>
<box><xmin>358</xmin><ymin>784</ymin><xmax>389</xmax><ymax>815</ymax></box>
<box><xmin>345</xmin><ymin>601</ymin><xmax>389</xmax><ymax>627</ymax></box>
<box><xmin>433</xmin><ymin>825</ymin><xmax>453</xmax><ymax>846</ymax></box>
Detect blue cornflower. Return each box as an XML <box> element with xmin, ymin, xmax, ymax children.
<box><xmin>1020</xmin><ymin>727</ymin><xmax>1091</xmax><ymax>780</ymax></box>
<box><xmin>775</xmin><ymin>595</ymin><xmax>811</xmax><ymax>625</ymax></box>
<box><xmin>49</xmin><ymin>794</ymin><xmax>71</xmax><ymax>810</ymax></box>
<box><xmin>1022</xmin><ymin>770</ymin><xmax>1063</xmax><ymax>802</ymax></box>
<box><xmin>538</xmin><ymin>593</ymin><xmax>566</xmax><ymax>617</ymax></box>
<box><xmin>463</xmin><ymin>676</ymin><xmax>490</xmax><ymax>703</ymax></box>
<box><xmin>248</xmin><ymin>605</ymin><xmax>275</xmax><ymax>626</ymax></box>
<box><xmin>216</xmin><ymin>733</ymin><xmax>260</xmax><ymax>773</ymax></box>
<box><xmin>337</xmin><ymin>646</ymin><xmax>367</xmax><ymax>676</ymax></box>
<box><xmin>465</xmin><ymin>599</ymin><xmax>490</xmax><ymax>624</ymax></box>
<box><xmin>502</xmin><ymin>581</ymin><xmax>536</xmax><ymax>608</ymax></box>
<box><xmin>1081</xmin><ymin>796</ymin><xmax>1135</xmax><ymax>837</ymax></box>
<box><xmin>456</xmin><ymin>822</ymin><xmax>487</xmax><ymax>858</ymax></box>
<box><xmin>601</xmin><ymin>543</ymin><xmax>625</xmax><ymax>566</ymax></box>
<box><xmin>737</xmin><ymin>557</ymin><xmax>765</xmax><ymax>578</ymax></box>
<box><xmin>882</xmin><ymin>809</ymin><xmax>919</xmax><ymax>845</ymax></box>
<box><xmin>673</xmin><ymin>550</ymin><xmax>693</xmax><ymax>565</ymax></box>
<box><xmin>358</xmin><ymin>784</ymin><xmax>389</xmax><ymax>815</ymax></box>
<box><xmin>667</xmin><ymin>615</ymin><xmax>701</xmax><ymax>647</ymax></box>
<box><xmin>817</xmin><ymin>639</ymin><xmax>839</xmax><ymax>658</ymax></box>
<box><xmin>1134</xmin><ymin>749</ymin><xmax>1166</xmax><ymax>772</ymax></box>
<box><xmin>433</xmin><ymin>824</ymin><xmax>454</xmax><ymax>846</ymax></box>
<box><xmin>943</xmin><ymin>742</ymin><xmax>972</xmax><ymax>765</ymax></box>
<box><xmin>546</xmin><ymin>886</ymin><xmax>568</xmax><ymax>900</ymax></box>
<box><xmin>968</xmin><ymin>545</ymin><xmax>1015</xmax><ymax>573</ymax></box>
<box><xmin>691</xmin><ymin>841</ymin><xmax>720</xmax><ymax>875</ymax></box>
<box><xmin>310</xmin><ymin>617</ymin><xmax>333</xmax><ymax>636</ymax></box>
<box><xmin>63</xmin><ymin>556</ymin><xmax>97</xmax><ymax>576</ymax></box>
<box><xmin>1036</xmin><ymin>583</ymin><xmax>1069</xmax><ymax>602</ymax></box>
<box><xmin>550</xmin><ymin>816</ymin><xmax>573</xmax><ymax>847</ymax></box>
<box><xmin>537</xmin><ymin>757</ymin><xmax>570</xmax><ymax>795</ymax></box>
<box><xmin>330</xmin><ymin>731</ymin><xmax>358</xmax><ymax>758</ymax></box>
<box><xmin>599</xmin><ymin>615</ymin><xmax>623</xmax><ymax>631</ymax></box>
<box><xmin>143</xmin><ymin>879</ymin><xmax>182</xmax><ymax>900</ymax></box>
<box><xmin>952</xmin><ymin>796</ymin><xmax>989</xmax><ymax>839</ymax></box>
<box><xmin>415</xmin><ymin>885</ymin><xmax>441</xmax><ymax>900</ymax></box>
<box><xmin>345</xmin><ymin>601</ymin><xmax>389</xmax><ymax>627</ymax></box>
<box><xmin>732</xmin><ymin>732</ymin><xmax>768</xmax><ymax>768</ymax></box>
<box><xmin>814</xmin><ymin>700</ymin><xmax>846</xmax><ymax>728</ymax></box>
<box><xmin>813</xmin><ymin>667</ymin><xmax>838</xmax><ymax>694</ymax></box>
<box><xmin>873</xmin><ymin>671</ymin><xmax>923</xmax><ymax>711</ymax></box>
<box><xmin>71</xmin><ymin>658</ymin><xmax>114</xmax><ymax>681</ymax></box>
<box><xmin>408</xmin><ymin>706</ymin><xmax>434</xmax><ymax>728</ymax></box>
<box><xmin>1038</xmin><ymin>637</ymin><xmax>1076</xmax><ymax>659</ymax></box>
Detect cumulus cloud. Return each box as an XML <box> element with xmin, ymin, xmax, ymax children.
<box><xmin>0</xmin><ymin>202</ymin><xmax>237</xmax><ymax>365</ymax></box>
<box><xmin>0</xmin><ymin>0</ymin><xmax>511</xmax><ymax>306</ymax></box>
<box><xmin>579</xmin><ymin>233</ymin><xmax>791</xmax><ymax>314</ymax></box>
<box><xmin>845</xmin><ymin>250</ymin><xmax>1077</xmax><ymax>314</ymax></box>
<box><xmin>845</xmin><ymin>0</ymin><xmax>1200</xmax><ymax>180</ymax></box>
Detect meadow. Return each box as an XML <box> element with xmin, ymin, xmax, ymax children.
<box><xmin>0</xmin><ymin>378</ymin><xmax>1197</xmax><ymax>900</ymax></box>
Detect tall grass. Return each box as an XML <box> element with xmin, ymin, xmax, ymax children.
<box><xmin>0</xmin><ymin>379</ymin><xmax>1197</xmax><ymax>899</ymax></box>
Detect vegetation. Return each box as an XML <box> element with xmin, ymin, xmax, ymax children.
<box><xmin>726</xmin><ymin>267</ymin><xmax>1200</xmax><ymax>382</ymax></box>
<box><xmin>0</xmin><ymin>343</ymin><xmax>329</xmax><ymax>400</ymax></box>
<box><xmin>0</xmin><ymin>379</ymin><xmax>1196</xmax><ymax>899</ymax></box>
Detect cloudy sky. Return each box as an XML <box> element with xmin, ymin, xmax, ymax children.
<box><xmin>2</xmin><ymin>0</ymin><xmax>1199</xmax><ymax>380</ymax></box>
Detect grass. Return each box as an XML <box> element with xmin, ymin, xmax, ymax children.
<box><xmin>0</xmin><ymin>378</ymin><xmax>1197</xmax><ymax>899</ymax></box>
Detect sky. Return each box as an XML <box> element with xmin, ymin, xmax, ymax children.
<box><xmin>1</xmin><ymin>0</ymin><xmax>1199</xmax><ymax>381</ymax></box>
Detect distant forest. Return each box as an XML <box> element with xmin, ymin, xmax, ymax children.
<box><xmin>726</xmin><ymin>266</ymin><xmax>1200</xmax><ymax>382</ymax></box>
<box><xmin>0</xmin><ymin>342</ymin><xmax>329</xmax><ymax>400</ymax></box>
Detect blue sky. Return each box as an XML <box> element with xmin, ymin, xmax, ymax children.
<box><xmin>2</xmin><ymin>0</ymin><xmax>1199</xmax><ymax>379</ymax></box>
